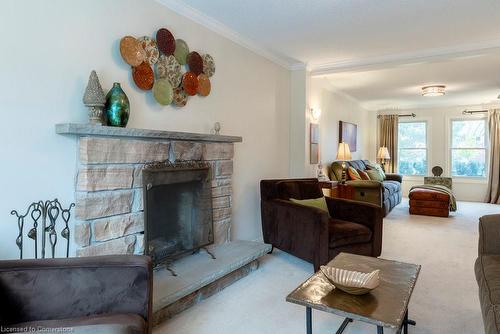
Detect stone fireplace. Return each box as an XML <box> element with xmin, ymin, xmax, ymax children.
<box><xmin>142</xmin><ymin>161</ymin><xmax>213</xmax><ymax>267</ymax></box>
<box><xmin>70</xmin><ymin>133</ymin><xmax>235</xmax><ymax>256</ymax></box>
<box><xmin>57</xmin><ymin>123</ymin><xmax>271</xmax><ymax>323</ymax></box>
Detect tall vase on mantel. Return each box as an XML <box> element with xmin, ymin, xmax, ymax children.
<box><xmin>105</xmin><ymin>82</ymin><xmax>130</xmax><ymax>127</ymax></box>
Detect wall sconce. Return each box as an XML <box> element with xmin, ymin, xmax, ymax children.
<box><xmin>310</xmin><ymin>108</ymin><xmax>321</xmax><ymax>122</ymax></box>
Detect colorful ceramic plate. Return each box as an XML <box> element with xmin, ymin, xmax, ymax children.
<box><xmin>153</xmin><ymin>78</ymin><xmax>173</xmax><ymax>105</ymax></box>
<box><xmin>187</xmin><ymin>51</ymin><xmax>204</xmax><ymax>75</ymax></box>
<box><xmin>173</xmin><ymin>87</ymin><xmax>188</xmax><ymax>107</ymax></box>
<box><xmin>197</xmin><ymin>74</ymin><xmax>211</xmax><ymax>96</ymax></box>
<box><xmin>120</xmin><ymin>36</ymin><xmax>146</xmax><ymax>67</ymax></box>
<box><xmin>138</xmin><ymin>36</ymin><xmax>159</xmax><ymax>65</ymax></box>
<box><xmin>156</xmin><ymin>55</ymin><xmax>182</xmax><ymax>88</ymax></box>
<box><xmin>182</xmin><ymin>72</ymin><xmax>199</xmax><ymax>96</ymax></box>
<box><xmin>132</xmin><ymin>62</ymin><xmax>154</xmax><ymax>90</ymax></box>
<box><xmin>156</xmin><ymin>28</ymin><xmax>176</xmax><ymax>55</ymax></box>
<box><xmin>173</xmin><ymin>39</ymin><xmax>189</xmax><ymax>65</ymax></box>
<box><xmin>202</xmin><ymin>54</ymin><xmax>216</xmax><ymax>77</ymax></box>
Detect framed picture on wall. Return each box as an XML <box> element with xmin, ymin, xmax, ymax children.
<box><xmin>310</xmin><ymin>123</ymin><xmax>319</xmax><ymax>164</ymax></box>
<box><xmin>339</xmin><ymin>121</ymin><xmax>357</xmax><ymax>152</ymax></box>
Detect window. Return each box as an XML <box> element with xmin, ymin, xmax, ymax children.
<box><xmin>450</xmin><ymin>119</ymin><xmax>487</xmax><ymax>177</ymax></box>
<box><xmin>398</xmin><ymin>122</ymin><xmax>428</xmax><ymax>176</ymax></box>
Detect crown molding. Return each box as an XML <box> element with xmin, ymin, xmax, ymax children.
<box><xmin>310</xmin><ymin>38</ymin><xmax>500</xmax><ymax>75</ymax></box>
<box><xmin>155</xmin><ymin>0</ymin><xmax>304</xmax><ymax>70</ymax></box>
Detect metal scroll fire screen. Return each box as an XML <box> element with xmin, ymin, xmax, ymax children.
<box><xmin>142</xmin><ymin>161</ymin><xmax>214</xmax><ymax>267</ymax></box>
<box><xmin>11</xmin><ymin>199</ymin><xmax>75</xmax><ymax>259</ymax></box>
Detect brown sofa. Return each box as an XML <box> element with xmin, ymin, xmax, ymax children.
<box><xmin>475</xmin><ymin>214</ymin><xmax>500</xmax><ymax>334</ymax></box>
<box><xmin>261</xmin><ymin>178</ymin><xmax>383</xmax><ymax>271</ymax></box>
<box><xmin>0</xmin><ymin>255</ymin><xmax>153</xmax><ymax>334</ymax></box>
<box><xmin>330</xmin><ymin>160</ymin><xmax>403</xmax><ymax>216</ymax></box>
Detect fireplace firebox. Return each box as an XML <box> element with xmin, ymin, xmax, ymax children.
<box><xmin>142</xmin><ymin>161</ymin><xmax>213</xmax><ymax>267</ymax></box>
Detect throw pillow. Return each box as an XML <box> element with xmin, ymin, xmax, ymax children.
<box><xmin>366</xmin><ymin>162</ymin><xmax>386</xmax><ymax>180</ymax></box>
<box><xmin>366</xmin><ymin>169</ymin><xmax>384</xmax><ymax>182</ymax></box>
<box><xmin>290</xmin><ymin>197</ymin><xmax>329</xmax><ymax>213</ymax></box>
<box><xmin>357</xmin><ymin>169</ymin><xmax>370</xmax><ymax>180</ymax></box>
<box><xmin>347</xmin><ymin>166</ymin><xmax>362</xmax><ymax>180</ymax></box>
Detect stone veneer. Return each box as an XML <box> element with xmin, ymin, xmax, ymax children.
<box><xmin>73</xmin><ymin>136</ymin><xmax>237</xmax><ymax>257</ymax></box>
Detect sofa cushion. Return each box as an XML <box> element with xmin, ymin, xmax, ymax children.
<box><xmin>290</xmin><ymin>197</ymin><xmax>329</xmax><ymax>213</ymax></box>
<box><xmin>475</xmin><ymin>255</ymin><xmax>500</xmax><ymax>334</ymax></box>
<box><xmin>383</xmin><ymin>181</ymin><xmax>401</xmax><ymax>196</ymax></box>
<box><xmin>366</xmin><ymin>169</ymin><xmax>384</xmax><ymax>182</ymax></box>
<box><xmin>366</xmin><ymin>162</ymin><xmax>386</xmax><ymax>179</ymax></box>
<box><xmin>11</xmin><ymin>314</ymin><xmax>146</xmax><ymax>334</ymax></box>
<box><xmin>348</xmin><ymin>167</ymin><xmax>362</xmax><ymax>180</ymax></box>
<box><xmin>357</xmin><ymin>169</ymin><xmax>370</xmax><ymax>180</ymax></box>
<box><xmin>329</xmin><ymin>219</ymin><xmax>372</xmax><ymax>248</ymax></box>
<box><xmin>348</xmin><ymin>160</ymin><xmax>368</xmax><ymax>171</ymax></box>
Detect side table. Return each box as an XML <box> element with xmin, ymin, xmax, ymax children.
<box><xmin>331</xmin><ymin>183</ymin><xmax>355</xmax><ymax>200</ymax></box>
<box><xmin>318</xmin><ymin>180</ymin><xmax>338</xmax><ymax>197</ymax></box>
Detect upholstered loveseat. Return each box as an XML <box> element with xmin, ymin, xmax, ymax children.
<box><xmin>330</xmin><ymin>160</ymin><xmax>402</xmax><ymax>216</ymax></box>
<box><xmin>0</xmin><ymin>255</ymin><xmax>153</xmax><ymax>334</ymax></box>
<box><xmin>475</xmin><ymin>214</ymin><xmax>500</xmax><ymax>334</ymax></box>
<box><xmin>261</xmin><ymin>178</ymin><xmax>383</xmax><ymax>271</ymax></box>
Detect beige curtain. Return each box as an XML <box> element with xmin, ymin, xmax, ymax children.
<box><xmin>379</xmin><ymin>115</ymin><xmax>399</xmax><ymax>173</ymax></box>
<box><xmin>486</xmin><ymin>109</ymin><xmax>500</xmax><ymax>204</ymax></box>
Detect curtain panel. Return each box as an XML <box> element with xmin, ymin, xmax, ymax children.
<box><xmin>378</xmin><ymin>115</ymin><xmax>399</xmax><ymax>173</ymax></box>
<box><xmin>486</xmin><ymin>109</ymin><xmax>500</xmax><ymax>204</ymax></box>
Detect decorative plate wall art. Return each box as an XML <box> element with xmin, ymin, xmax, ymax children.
<box><xmin>120</xmin><ymin>36</ymin><xmax>146</xmax><ymax>67</ymax></box>
<box><xmin>119</xmin><ymin>27</ymin><xmax>215</xmax><ymax>108</ymax></box>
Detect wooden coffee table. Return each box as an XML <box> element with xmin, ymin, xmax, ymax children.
<box><xmin>286</xmin><ymin>253</ymin><xmax>421</xmax><ymax>334</ymax></box>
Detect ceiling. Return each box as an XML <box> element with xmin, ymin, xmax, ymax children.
<box><xmin>321</xmin><ymin>51</ymin><xmax>500</xmax><ymax>110</ymax></box>
<box><xmin>161</xmin><ymin>0</ymin><xmax>500</xmax><ymax>109</ymax></box>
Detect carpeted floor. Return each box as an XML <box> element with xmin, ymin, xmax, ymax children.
<box><xmin>155</xmin><ymin>199</ymin><xmax>500</xmax><ymax>334</ymax></box>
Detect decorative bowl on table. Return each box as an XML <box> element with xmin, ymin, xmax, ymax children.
<box><xmin>320</xmin><ymin>266</ymin><xmax>380</xmax><ymax>295</ymax></box>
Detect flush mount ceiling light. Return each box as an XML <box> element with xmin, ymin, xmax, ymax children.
<box><xmin>421</xmin><ymin>85</ymin><xmax>446</xmax><ymax>97</ymax></box>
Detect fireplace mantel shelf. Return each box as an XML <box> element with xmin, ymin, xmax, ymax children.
<box><xmin>56</xmin><ymin>123</ymin><xmax>243</xmax><ymax>143</ymax></box>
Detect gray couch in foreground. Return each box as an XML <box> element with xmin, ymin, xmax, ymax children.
<box><xmin>0</xmin><ymin>255</ymin><xmax>152</xmax><ymax>334</ymax></box>
<box><xmin>475</xmin><ymin>214</ymin><xmax>500</xmax><ymax>334</ymax></box>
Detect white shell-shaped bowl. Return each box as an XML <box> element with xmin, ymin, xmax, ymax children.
<box><xmin>320</xmin><ymin>266</ymin><xmax>380</xmax><ymax>295</ymax></box>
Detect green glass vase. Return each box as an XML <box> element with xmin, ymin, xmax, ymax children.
<box><xmin>105</xmin><ymin>82</ymin><xmax>130</xmax><ymax>127</ymax></box>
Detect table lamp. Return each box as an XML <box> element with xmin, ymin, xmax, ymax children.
<box><xmin>336</xmin><ymin>142</ymin><xmax>352</xmax><ymax>184</ymax></box>
<box><xmin>377</xmin><ymin>147</ymin><xmax>390</xmax><ymax>172</ymax></box>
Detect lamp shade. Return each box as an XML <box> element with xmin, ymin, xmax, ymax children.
<box><xmin>336</xmin><ymin>142</ymin><xmax>352</xmax><ymax>161</ymax></box>
<box><xmin>377</xmin><ymin>147</ymin><xmax>390</xmax><ymax>160</ymax></box>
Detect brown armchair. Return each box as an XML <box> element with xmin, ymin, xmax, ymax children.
<box><xmin>0</xmin><ymin>255</ymin><xmax>153</xmax><ymax>334</ymax></box>
<box><xmin>261</xmin><ymin>178</ymin><xmax>383</xmax><ymax>271</ymax></box>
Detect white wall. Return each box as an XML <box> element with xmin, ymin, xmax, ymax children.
<box><xmin>289</xmin><ymin>69</ymin><xmax>308</xmax><ymax>177</ymax></box>
<box><xmin>309</xmin><ymin>77</ymin><xmax>377</xmax><ymax>177</ymax></box>
<box><xmin>378</xmin><ymin>104</ymin><xmax>500</xmax><ymax>201</ymax></box>
<box><xmin>0</xmin><ymin>0</ymin><xmax>291</xmax><ymax>259</ymax></box>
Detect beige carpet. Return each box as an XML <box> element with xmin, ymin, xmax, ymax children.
<box><xmin>155</xmin><ymin>199</ymin><xmax>500</xmax><ymax>334</ymax></box>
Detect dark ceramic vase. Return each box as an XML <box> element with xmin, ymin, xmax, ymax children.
<box><xmin>105</xmin><ymin>83</ymin><xmax>130</xmax><ymax>127</ymax></box>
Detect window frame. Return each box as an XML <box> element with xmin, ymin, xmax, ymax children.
<box><xmin>448</xmin><ymin>117</ymin><xmax>488</xmax><ymax>179</ymax></box>
<box><xmin>397</xmin><ymin>120</ymin><xmax>430</xmax><ymax>177</ymax></box>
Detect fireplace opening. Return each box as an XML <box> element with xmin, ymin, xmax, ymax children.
<box><xmin>142</xmin><ymin>161</ymin><xmax>213</xmax><ymax>267</ymax></box>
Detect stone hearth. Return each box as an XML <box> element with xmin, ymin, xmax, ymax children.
<box><xmin>56</xmin><ymin>123</ymin><xmax>270</xmax><ymax>320</ymax></box>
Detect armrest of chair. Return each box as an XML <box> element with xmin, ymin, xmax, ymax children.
<box><xmin>325</xmin><ymin>197</ymin><xmax>383</xmax><ymax>230</ymax></box>
<box><xmin>271</xmin><ymin>199</ymin><xmax>330</xmax><ymax>229</ymax></box>
<box><xmin>0</xmin><ymin>255</ymin><xmax>152</xmax><ymax>330</ymax></box>
<box><xmin>326</xmin><ymin>197</ymin><xmax>383</xmax><ymax>256</ymax></box>
<box><xmin>346</xmin><ymin>180</ymin><xmax>383</xmax><ymax>189</ymax></box>
<box><xmin>261</xmin><ymin>199</ymin><xmax>330</xmax><ymax>269</ymax></box>
<box><xmin>478</xmin><ymin>215</ymin><xmax>500</xmax><ymax>255</ymax></box>
<box><xmin>385</xmin><ymin>173</ymin><xmax>403</xmax><ymax>183</ymax></box>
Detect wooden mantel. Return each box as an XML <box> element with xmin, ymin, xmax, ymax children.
<box><xmin>55</xmin><ymin>123</ymin><xmax>243</xmax><ymax>143</ymax></box>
